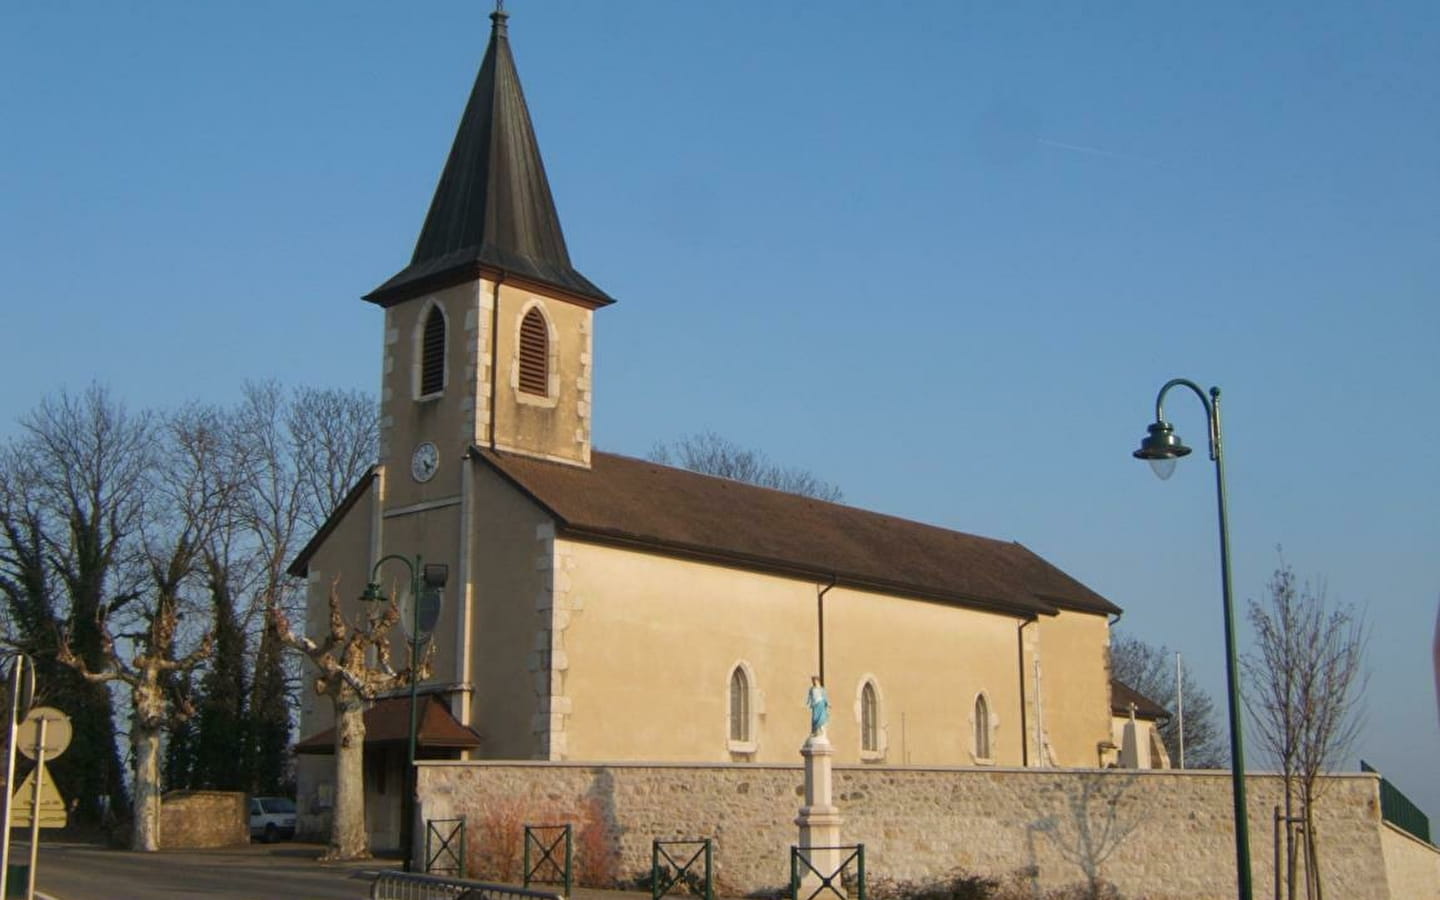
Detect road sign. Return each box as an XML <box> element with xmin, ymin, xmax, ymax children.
<box><xmin>17</xmin><ymin>707</ymin><xmax>71</xmax><ymax>761</ymax></box>
<box><xmin>9</xmin><ymin>762</ymin><xmax>65</xmax><ymax>828</ymax></box>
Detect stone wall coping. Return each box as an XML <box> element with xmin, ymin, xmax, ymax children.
<box><xmin>1381</xmin><ymin>819</ymin><xmax>1440</xmax><ymax>852</ymax></box>
<box><xmin>417</xmin><ymin>759</ymin><xmax>1381</xmax><ymax>784</ymax></box>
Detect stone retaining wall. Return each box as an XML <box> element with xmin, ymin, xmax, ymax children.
<box><xmin>417</xmin><ymin>761</ymin><xmax>1437</xmax><ymax>900</ymax></box>
<box><xmin>159</xmin><ymin>790</ymin><xmax>248</xmax><ymax>849</ymax></box>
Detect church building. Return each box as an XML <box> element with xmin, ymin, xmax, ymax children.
<box><xmin>290</xmin><ymin>9</ymin><xmax>1127</xmax><ymax>851</ymax></box>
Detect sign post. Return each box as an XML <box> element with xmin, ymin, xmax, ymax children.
<box><xmin>0</xmin><ymin>654</ymin><xmax>34</xmax><ymax>900</ymax></box>
<box><xmin>9</xmin><ymin>706</ymin><xmax>70</xmax><ymax>900</ymax></box>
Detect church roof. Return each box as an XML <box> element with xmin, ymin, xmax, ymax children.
<box><xmin>1110</xmin><ymin>678</ymin><xmax>1170</xmax><ymax>721</ymax></box>
<box><xmin>364</xmin><ymin>10</ymin><xmax>613</xmax><ymax>309</ymax></box>
<box><xmin>294</xmin><ymin>695</ymin><xmax>483</xmax><ymax>754</ymax></box>
<box><xmin>476</xmin><ymin>449</ymin><xmax>1122</xmax><ymax>619</ymax></box>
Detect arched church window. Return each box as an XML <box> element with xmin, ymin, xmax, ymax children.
<box><xmin>420</xmin><ymin>305</ymin><xmax>446</xmax><ymax>396</ymax></box>
<box><xmin>729</xmin><ymin>666</ymin><xmax>751</xmax><ymax>743</ymax></box>
<box><xmin>973</xmin><ymin>693</ymin><xmax>991</xmax><ymax>761</ymax></box>
<box><xmin>860</xmin><ymin>681</ymin><xmax>879</xmax><ymax>753</ymax></box>
<box><xmin>518</xmin><ymin>307</ymin><xmax>549</xmax><ymax>396</ymax></box>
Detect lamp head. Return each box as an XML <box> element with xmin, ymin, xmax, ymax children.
<box><xmin>422</xmin><ymin>563</ymin><xmax>449</xmax><ymax>589</ymax></box>
<box><xmin>359</xmin><ymin>582</ymin><xmax>386</xmax><ymax>604</ymax></box>
<box><xmin>1133</xmin><ymin>420</ymin><xmax>1192</xmax><ymax>480</ymax></box>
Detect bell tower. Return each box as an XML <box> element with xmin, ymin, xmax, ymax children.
<box><xmin>364</xmin><ymin>7</ymin><xmax>613</xmax><ymax>497</ymax></box>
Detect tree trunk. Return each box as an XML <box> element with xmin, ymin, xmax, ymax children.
<box><xmin>131</xmin><ymin>718</ymin><xmax>163</xmax><ymax>852</ymax></box>
<box><xmin>325</xmin><ymin>692</ymin><xmax>370</xmax><ymax>861</ymax></box>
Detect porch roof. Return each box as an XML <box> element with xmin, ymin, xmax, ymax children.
<box><xmin>294</xmin><ymin>696</ymin><xmax>483</xmax><ymax>754</ymax></box>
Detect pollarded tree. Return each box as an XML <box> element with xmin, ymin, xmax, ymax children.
<box><xmin>269</xmin><ymin>581</ymin><xmax>428</xmax><ymax>861</ymax></box>
<box><xmin>58</xmin><ymin>401</ymin><xmax>231</xmax><ymax>851</ymax></box>
<box><xmin>1109</xmin><ymin>633</ymin><xmax>1227</xmax><ymax>769</ymax></box>
<box><xmin>231</xmin><ymin>382</ymin><xmax>378</xmax><ymax>794</ymax></box>
<box><xmin>1243</xmin><ymin>560</ymin><xmax>1368</xmax><ymax>900</ymax></box>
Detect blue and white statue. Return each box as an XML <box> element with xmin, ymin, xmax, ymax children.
<box><xmin>807</xmin><ymin>676</ymin><xmax>829</xmax><ymax>737</ymax></box>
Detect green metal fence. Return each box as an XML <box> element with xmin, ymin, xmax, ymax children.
<box><xmin>1361</xmin><ymin>760</ymin><xmax>1431</xmax><ymax>844</ymax></box>
<box><xmin>523</xmin><ymin>823</ymin><xmax>573</xmax><ymax>898</ymax></box>
<box><xmin>790</xmin><ymin>844</ymin><xmax>865</xmax><ymax>900</ymax></box>
<box><xmin>651</xmin><ymin>839</ymin><xmax>714</xmax><ymax>900</ymax></box>
<box><xmin>425</xmin><ymin>818</ymin><xmax>467</xmax><ymax>877</ymax></box>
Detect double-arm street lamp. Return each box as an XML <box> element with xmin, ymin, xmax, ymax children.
<box><xmin>1133</xmin><ymin>378</ymin><xmax>1252</xmax><ymax>900</ymax></box>
<box><xmin>361</xmin><ymin>554</ymin><xmax>447</xmax><ymax>871</ymax></box>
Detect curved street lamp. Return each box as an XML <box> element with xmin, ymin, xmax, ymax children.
<box><xmin>361</xmin><ymin>554</ymin><xmax>448</xmax><ymax>872</ymax></box>
<box><xmin>1133</xmin><ymin>378</ymin><xmax>1252</xmax><ymax>900</ymax></box>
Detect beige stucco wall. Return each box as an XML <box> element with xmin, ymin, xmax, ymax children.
<box><xmin>551</xmin><ymin>539</ymin><xmax>1111</xmax><ymax>768</ymax></box>
<box><xmin>419</xmin><ymin>763</ymin><xmax>1402</xmax><ymax>899</ymax></box>
<box><xmin>466</xmin><ymin>462</ymin><xmax>558</xmax><ymax>759</ymax></box>
<box><xmin>1379</xmin><ymin>822</ymin><xmax>1440</xmax><ymax>900</ymax></box>
<box><xmin>378</xmin><ymin>276</ymin><xmax>595</xmax><ymax>511</ymax></box>
<box><xmin>489</xmin><ymin>282</ymin><xmax>594</xmax><ymax>468</ymax></box>
<box><xmin>1109</xmin><ymin>714</ymin><xmax>1172</xmax><ymax>769</ymax></box>
<box><xmin>1032</xmin><ymin>610</ymin><xmax>1111</xmax><ymax>768</ymax></box>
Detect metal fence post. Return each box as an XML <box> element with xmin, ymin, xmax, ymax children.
<box><xmin>704</xmin><ymin>838</ymin><xmax>714</xmax><ymax>900</ymax></box>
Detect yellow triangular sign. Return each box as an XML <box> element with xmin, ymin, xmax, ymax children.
<box><xmin>10</xmin><ymin>762</ymin><xmax>66</xmax><ymax>828</ymax></box>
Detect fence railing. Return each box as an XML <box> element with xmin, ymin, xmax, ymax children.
<box><xmin>523</xmin><ymin>823</ymin><xmax>574</xmax><ymax>898</ymax></box>
<box><xmin>651</xmin><ymin>838</ymin><xmax>714</xmax><ymax>900</ymax></box>
<box><xmin>790</xmin><ymin>844</ymin><xmax>865</xmax><ymax>900</ymax></box>
<box><xmin>426</xmin><ymin>817</ymin><xmax>467</xmax><ymax>877</ymax></box>
<box><xmin>1362</xmin><ymin>760</ymin><xmax>1431</xmax><ymax>844</ymax></box>
<box><xmin>371</xmin><ymin>870</ymin><xmax>565</xmax><ymax>900</ymax></box>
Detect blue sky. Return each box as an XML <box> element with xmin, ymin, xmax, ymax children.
<box><xmin>4</xmin><ymin>2</ymin><xmax>1438</xmax><ymax>817</ymax></box>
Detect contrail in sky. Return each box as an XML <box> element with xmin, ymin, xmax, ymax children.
<box><xmin>1036</xmin><ymin>138</ymin><xmax>1167</xmax><ymax>168</ymax></box>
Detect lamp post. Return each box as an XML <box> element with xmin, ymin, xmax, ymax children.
<box><xmin>361</xmin><ymin>554</ymin><xmax>448</xmax><ymax>871</ymax></box>
<box><xmin>1132</xmin><ymin>378</ymin><xmax>1252</xmax><ymax>900</ymax></box>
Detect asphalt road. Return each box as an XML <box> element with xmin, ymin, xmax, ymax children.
<box><xmin>30</xmin><ymin>841</ymin><xmax>393</xmax><ymax>900</ymax></box>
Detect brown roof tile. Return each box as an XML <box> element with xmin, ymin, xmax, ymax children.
<box><xmin>1110</xmin><ymin>678</ymin><xmax>1170</xmax><ymax>720</ymax></box>
<box><xmin>478</xmin><ymin>449</ymin><xmax>1121</xmax><ymax>619</ymax></box>
<box><xmin>294</xmin><ymin>696</ymin><xmax>483</xmax><ymax>754</ymax></box>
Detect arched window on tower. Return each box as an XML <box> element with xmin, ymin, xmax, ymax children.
<box><xmin>518</xmin><ymin>307</ymin><xmax>549</xmax><ymax>397</ymax></box>
<box><xmin>729</xmin><ymin>666</ymin><xmax>751</xmax><ymax>744</ymax></box>
<box><xmin>420</xmin><ymin>305</ymin><xmax>446</xmax><ymax>397</ymax></box>
<box><xmin>973</xmin><ymin>693</ymin><xmax>992</xmax><ymax>761</ymax></box>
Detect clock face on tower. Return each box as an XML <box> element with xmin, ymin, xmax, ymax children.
<box><xmin>411</xmin><ymin>441</ymin><xmax>439</xmax><ymax>483</ymax></box>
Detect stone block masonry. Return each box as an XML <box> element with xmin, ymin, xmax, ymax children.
<box><xmin>417</xmin><ymin>761</ymin><xmax>1436</xmax><ymax>900</ymax></box>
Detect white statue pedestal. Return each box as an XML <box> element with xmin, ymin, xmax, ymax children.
<box><xmin>795</xmin><ymin>734</ymin><xmax>845</xmax><ymax>898</ymax></box>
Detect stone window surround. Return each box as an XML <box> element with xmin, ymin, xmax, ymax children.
<box><xmin>971</xmin><ymin>691</ymin><xmax>998</xmax><ymax>765</ymax></box>
<box><xmin>726</xmin><ymin>660</ymin><xmax>761</xmax><ymax>756</ymax></box>
<box><xmin>512</xmin><ymin>298</ymin><xmax>559</xmax><ymax>409</ymax></box>
<box><xmin>854</xmin><ymin>673</ymin><xmax>887</xmax><ymax>762</ymax></box>
<box><xmin>413</xmin><ymin>296</ymin><xmax>449</xmax><ymax>402</ymax></box>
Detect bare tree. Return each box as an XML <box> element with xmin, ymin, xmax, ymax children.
<box><xmin>1243</xmin><ymin>559</ymin><xmax>1368</xmax><ymax>900</ymax></box>
<box><xmin>648</xmin><ymin>431</ymin><xmax>843</xmax><ymax>502</ymax></box>
<box><xmin>1109</xmin><ymin>632</ymin><xmax>1227</xmax><ymax>768</ymax></box>
<box><xmin>57</xmin><ymin>402</ymin><xmax>230</xmax><ymax>850</ymax></box>
<box><xmin>231</xmin><ymin>381</ymin><xmax>377</xmax><ymax>794</ymax></box>
<box><xmin>269</xmin><ymin>581</ymin><xmax>427</xmax><ymax>861</ymax></box>
<box><xmin>0</xmin><ymin>386</ymin><xmax>145</xmax><ymax>824</ymax></box>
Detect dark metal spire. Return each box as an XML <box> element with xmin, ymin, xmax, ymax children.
<box><xmin>365</xmin><ymin>8</ymin><xmax>613</xmax><ymax>307</ymax></box>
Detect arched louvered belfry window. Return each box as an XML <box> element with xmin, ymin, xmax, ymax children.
<box><xmin>860</xmin><ymin>681</ymin><xmax>880</xmax><ymax>753</ymax></box>
<box><xmin>973</xmin><ymin>694</ymin><xmax>991</xmax><ymax>760</ymax></box>
<box><xmin>729</xmin><ymin>666</ymin><xmax>751</xmax><ymax>743</ymax></box>
<box><xmin>420</xmin><ymin>305</ymin><xmax>446</xmax><ymax>396</ymax></box>
<box><xmin>518</xmin><ymin>307</ymin><xmax>549</xmax><ymax>396</ymax></box>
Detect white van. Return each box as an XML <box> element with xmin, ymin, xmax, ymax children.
<box><xmin>248</xmin><ymin>796</ymin><xmax>297</xmax><ymax>842</ymax></box>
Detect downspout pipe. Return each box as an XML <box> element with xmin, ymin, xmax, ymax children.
<box><xmin>817</xmin><ymin>576</ymin><xmax>837</xmax><ymax>686</ymax></box>
<box><xmin>1017</xmin><ymin>615</ymin><xmax>1036</xmax><ymax>767</ymax></box>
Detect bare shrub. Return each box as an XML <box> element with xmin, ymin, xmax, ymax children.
<box><xmin>574</xmin><ymin>795</ymin><xmax>621</xmax><ymax>887</ymax></box>
<box><xmin>468</xmin><ymin>795</ymin><xmax>531</xmax><ymax>883</ymax></box>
